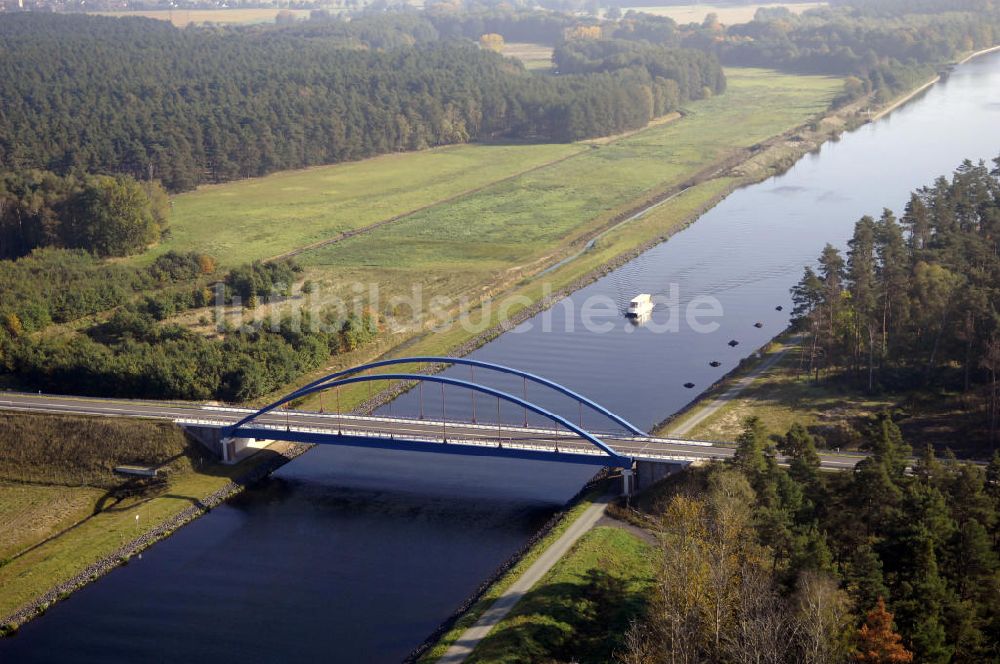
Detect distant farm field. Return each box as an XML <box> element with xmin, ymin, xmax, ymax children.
<box><xmin>621</xmin><ymin>2</ymin><xmax>825</xmax><ymax>25</ymax></box>
<box><xmin>89</xmin><ymin>8</ymin><xmax>311</xmax><ymax>27</ymax></box>
<box><xmin>502</xmin><ymin>42</ymin><xmax>555</xmax><ymax>71</ymax></box>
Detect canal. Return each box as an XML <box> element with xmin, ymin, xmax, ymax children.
<box><xmin>3</xmin><ymin>52</ymin><xmax>999</xmax><ymax>663</ymax></box>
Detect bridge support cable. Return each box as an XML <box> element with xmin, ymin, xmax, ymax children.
<box><xmin>470</xmin><ymin>366</ymin><xmax>476</xmax><ymax>424</ymax></box>
<box><xmin>285</xmin><ymin>356</ymin><xmax>646</xmax><ymax>437</ymax></box>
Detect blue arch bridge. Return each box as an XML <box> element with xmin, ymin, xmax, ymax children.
<box><xmin>184</xmin><ymin>356</ymin><xmax>859</xmax><ymax>491</ymax></box>
<box><xmin>0</xmin><ymin>357</ymin><xmax>865</xmax><ymax>493</ymax></box>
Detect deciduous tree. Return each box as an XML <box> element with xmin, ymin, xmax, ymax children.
<box><xmin>854</xmin><ymin>598</ymin><xmax>913</xmax><ymax>663</ymax></box>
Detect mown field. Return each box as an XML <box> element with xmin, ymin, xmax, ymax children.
<box><xmin>143</xmin><ymin>142</ymin><xmax>585</xmax><ymax>267</ymax></box>
<box><xmin>620</xmin><ymin>2</ymin><xmax>825</xmax><ymax>25</ymax></box>
<box><xmin>0</xmin><ymin>412</ymin><xmax>288</xmax><ymax>622</ymax></box>
<box><xmin>90</xmin><ymin>8</ymin><xmax>312</xmax><ymax>27</ymax></box>
<box><xmin>295</xmin><ymin>68</ymin><xmax>841</xmax><ymax>308</ymax></box>
<box><xmin>502</xmin><ymin>42</ymin><xmax>555</xmax><ymax>72</ymax></box>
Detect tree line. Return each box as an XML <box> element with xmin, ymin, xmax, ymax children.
<box><xmin>792</xmin><ymin>156</ymin><xmax>1000</xmax><ymax>444</ymax></box>
<box><xmin>426</xmin><ymin>3</ymin><xmax>1000</xmax><ymax>106</ymax></box>
<box><xmin>553</xmin><ymin>39</ymin><xmax>726</xmax><ymax>101</ymax></box>
<box><xmin>4</xmin><ymin>3</ymin><xmax>994</xmax><ymax>199</ymax></box>
<box><xmin>0</xmin><ymin>248</ymin><xmax>380</xmax><ymax>402</ymax></box>
<box><xmin>0</xmin><ymin>13</ymin><xmax>724</xmax><ymax>193</ymax></box>
<box><xmin>0</xmin><ymin>169</ymin><xmax>170</xmax><ymax>259</ymax></box>
<box><xmin>5</xmin><ymin>307</ymin><xmax>377</xmax><ymax>402</ymax></box>
<box><xmin>712</xmin><ymin>2</ymin><xmax>1000</xmax><ymax>103</ymax></box>
<box><xmin>0</xmin><ymin>249</ymin><xmax>214</xmax><ymax>334</ymax></box>
<box><xmin>618</xmin><ymin>415</ymin><xmax>1000</xmax><ymax>662</ymax></box>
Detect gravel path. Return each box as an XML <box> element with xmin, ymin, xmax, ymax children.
<box><xmin>436</xmin><ymin>495</ymin><xmax>611</xmax><ymax>664</ymax></box>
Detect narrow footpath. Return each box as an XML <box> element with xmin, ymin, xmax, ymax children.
<box><xmin>437</xmin><ymin>495</ymin><xmax>611</xmax><ymax>664</ymax></box>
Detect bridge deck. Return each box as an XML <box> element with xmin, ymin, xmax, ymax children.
<box><xmin>0</xmin><ymin>391</ymin><xmax>865</xmax><ymax>470</ymax></box>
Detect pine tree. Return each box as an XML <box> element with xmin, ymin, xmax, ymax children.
<box><xmin>731</xmin><ymin>416</ymin><xmax>769</xmax><ymax>482</ymax></box>
<box><xmin>846</xmin><ymin>544</ymin><xmax>889</xmax><ymax>612</ymax></box>
<box><xmin>865</xmin><ymin>413</ymin><xmax>911</xmax><ymax>480</ymax></box>
<box><xmin>780</xmin><ymin>422</ymin><xmax>821</xmax><ymax>488</ymax></box>
<box><xmin>895</xmin><ymin>535</ymin><xmax>952</xmax><ymax>663</ymax></box>
<box><xmin>848</xmin><ymin>216</ymin><xmax>879</xmax><ymax>389</ymax></box>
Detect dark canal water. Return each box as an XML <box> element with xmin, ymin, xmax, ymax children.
<box><xmin>3</xmin><ymin>52</ymin><xmax>999</xmax><ymax>663</ymax></box>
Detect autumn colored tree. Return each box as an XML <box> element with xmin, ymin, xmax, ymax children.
<box><xmin>478</xmin><ymin>33</ymin><xmax>504</xmax><ymax>52</ymax></box>
<box><xmin>563</xmin><ymin>25</ymin><xmax>602</xmax><ymax>41</ymax></box>
<box><xmin>198</xmin><ymin>255</ymin><xmax>217</xmax><ymax>275</ymax></box>
<box><xmin>3</xmin><ymin>313</ymin><xmax>23</xmax><ymax>337</ymax></box>
<box><xmin>854</xmin><ymin>598</ymin><xmax>914</xmax><ymax>663</ymax></box>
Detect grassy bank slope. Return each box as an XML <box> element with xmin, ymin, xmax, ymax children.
<box><xmin>0</xmin><ymin>412</ymin><xmax>287</xmax><ymax>621</ymax></box>
<box><xmin>660</xmin><ymin>335</ymin><xmax>994</xmax><ymax>456</ymax></box>
<box><xmin>465</xmin><ymin>526</ymin><xmax>655</xmax><ymax>664</ymax></box>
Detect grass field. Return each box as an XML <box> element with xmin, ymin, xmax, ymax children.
<box><xmin>502</xmin><ymin>42</ymin><xmax>555</xmax><ymax>72</ymax></box>
<box><xmin>465</xmin><ymin>526</ymin><xmax>655</xmax><ymax>663</ymax></box>
<box><xmin>0</xmin><ymin>412</ymin><xmax>292</xmax><ymax>621</ymax></box>
<box><xmin>90</xmin><ymin>8</ymin><xmax>312</xmax><ymax>27</ymax></box>
<box><xmin>295</xmin><ymin>68</ymin><xmax>841</xmax><ymax>307</ymax></box>
<box><xmin>419</xmin><ymin>487</ymin><xmax>606</xmax><ymax>662</ymax></box>
<box><xmin>142</xmin><ymin>143</ymin><xmax>585</xmax><ymax>267</ymax></box>
<box><xmin>620</xmin><ymin>2</ymin><xmax>825</xmax><ymax>24</ymax></box>
<box><xmin>166</xmin><ymin>66</ymin><xmax>842</xmax><ymax>411</ymax></box>
<box><xmin>155</xmin><ymin>68</ymin><xmax>839</xmax><ymax>274</ymax></box>
<box><xmin>148</xmin><ymin>67</ymin><xmax>842</xmax><ymax>394</ymax></box>
<box><xmin>659</xmin><ymin>337</ymin><xmax>895</xmax><ymax>444</ymax></box>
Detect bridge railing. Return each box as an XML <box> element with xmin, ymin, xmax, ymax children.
<box><xmin>178</xmin><ymin>418</ymin><xmax>709</xmax><ymax>464</ymax></box>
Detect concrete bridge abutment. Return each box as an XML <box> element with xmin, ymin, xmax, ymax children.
<box><xmin>182</xmin><ymin>425</ymin><xmax>264</xmax><ymax>464</ymax></box>
<box><xmin>623</xmin><ymin>459</ymin><xmax>693</xmax><ymax>494</ymax></box>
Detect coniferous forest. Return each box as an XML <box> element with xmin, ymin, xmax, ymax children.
<box><xmin>0</xmin><ymin>13</ymin><xmax>723</xmax><ymax>195</ymax></box>
<box><xmin>793</xmin><ymin>157</ymin><xmax>1000</xmax><ymax>444</ymax></box>
<box><xmin>618</xmin><ymin>415</ymin><xmax>1000</xmax><ymax>663</ymax></box>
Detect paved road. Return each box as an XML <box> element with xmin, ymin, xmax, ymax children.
<box><xmin>438</xmin><ymin>496</ymin><xmax>612</xmax><ymax>664</ymax></box>
<box><xmin>0</xmin><ymin>391</ymin><xmax>865</xmax><ymax>470</ymax></box>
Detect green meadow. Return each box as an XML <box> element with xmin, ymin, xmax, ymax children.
<box><xmin>142</xmin><ymin>143</ymin><xmax>585</xmax><ymax>266</ymax></box>
<box><xmin>151</xmin><ymin>68</ymin><xmax>841</xmax><ymax>411</ymax></box>
<box><xmin>157</xmin><ymin>68</ymin><xmax>839</xmax><ymax>275</ymax></box>
<box><xmin>297</xmin><ymin>69</ymin><xmax>841</xmax><ymax>294</ymax></box>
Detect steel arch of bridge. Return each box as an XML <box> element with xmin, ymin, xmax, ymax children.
<box><xmin>224</xmin><ymin>371</ymin><xmax>633</xmax><ymax>467</ymax></box>
<box><xmin>288</xmin><ymin>356</ymin><xmax>646</xmax><ymax>437</ymax></box>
